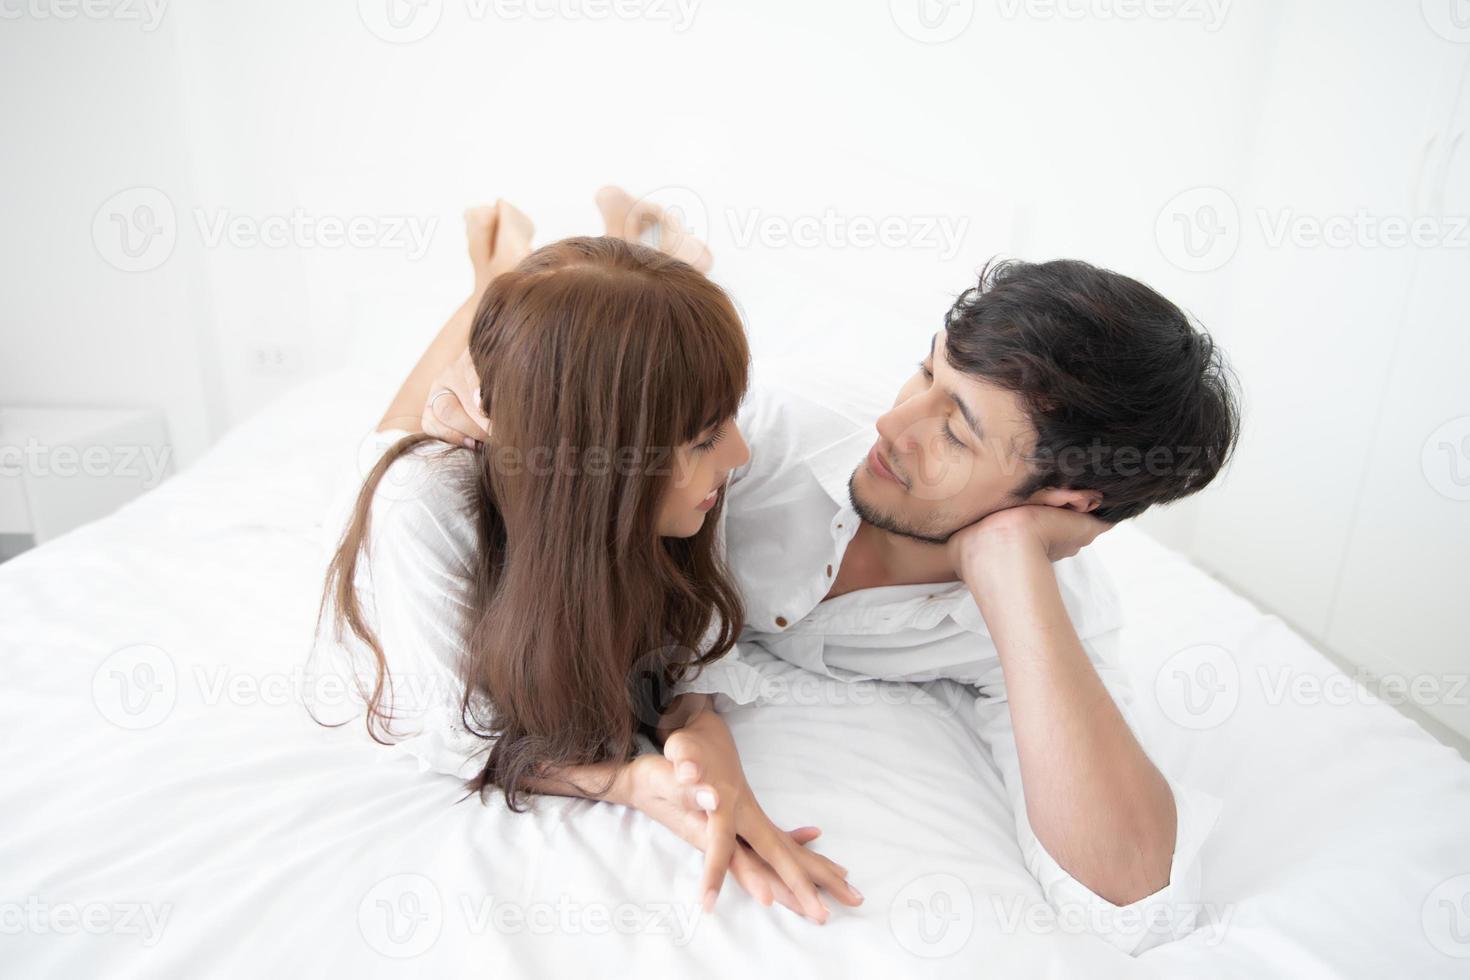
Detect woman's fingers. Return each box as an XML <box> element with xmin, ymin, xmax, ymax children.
<box><xmin>733</xmin><ymin>843</ymin><xmax>804</xmax><ymax>916</ymax></box>
<box><xmin>662</xmin><ymin>730</ymin><xmax>718</xmax><ymax>810</ymax></box>
<box><xmin>727</xmin><ymin>848</ymin><xmax>774</xmax><ymax>908</ymax></box>
<box><xmin>421</xmin><ymin>350</ymin><xmax>490</xmax><ymax>447</ymax></box>
<box><xmin>699</xmin><ymin>812</ymin><xmax>737</xmax><ymax>913</ymax></box>
<box><xmin>781</xmin><ymin>826</ymin><xmax>860</xmax><ymax>906</ymax></box>
<box><xmin>747</xmin><ymin>826</ymin><xmax>828</xmax><ymax>924</ymax></box>
<box><xmin>424</xmin><ymin>391</ymin><xmax>484</xmax><ymax>450</ymax></box>
<box><xmin>677</xmin><ymin>779</ymin><xmax>717</xmax><ymax>814</ymax></box>
<box><xmin>798</xmin><ymin>848</ymin><xmax>863</xmax><ymax>907</ymax></box>
<box><xmin>765</xmin><ymin>872</ymin><xmax>803</xmax><ymax>917</ymax></box>
<box><xmin>787</xmin><ymin>826</ymin><xmax>822</xmax><ymax>845</ymax></box>
<box><xmin>451</xmin><ymin>352</ymin><xmax>491</xmax><ymax>437</ymax></box>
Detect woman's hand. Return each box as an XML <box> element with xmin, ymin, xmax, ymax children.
<box><xmin>658</xmin><ymin>709</ymin><xmax>862</xmax><ymax>923</ymax></box>
<box><xmin>625</xmin><ymin>754</ymin><xmax>837</xmax><ymax>920</ymax></box>
<box><xmin>422</xmin><ymin>349</ymin><xmax>490</xmax><ymax>448</ymax></box>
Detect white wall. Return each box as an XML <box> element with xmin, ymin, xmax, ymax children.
<box><xmin>1182</xmin><ymin>5</ymin><xmax>1470</xmax><ymax>747</ymax></box>
<box><xmin>0</xmin><ymin>10</ymin><xmax>220</xmax><ymax>465</ymax></box>
<box><xmin>3</xmin><ymin>0</ymin><xmax>1466</xmax><ymax>743</ymax></box>
<box><xmin>154</xmin><ymin>0</ymin><xmax>1274</xmax><ymax>437</ymax></box>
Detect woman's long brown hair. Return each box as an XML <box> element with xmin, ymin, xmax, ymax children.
<box><xmin>319</xmin><ymin>237</ymin><xmax>750</xmax><ymax>809</ymax></box>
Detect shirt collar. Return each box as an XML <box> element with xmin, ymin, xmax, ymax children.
<box><xmin>804</xmin><ymin>428</ymin><xmax>872</xmax><ymax>510</ymax></box>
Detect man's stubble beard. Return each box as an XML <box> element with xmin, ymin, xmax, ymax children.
<box><xmin>846</xmin><ymin>470</ymin><xmax>968</xmax><ymax>547</ymax></box>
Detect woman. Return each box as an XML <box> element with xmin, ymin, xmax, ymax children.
<box><xmin>317</xmin><ymin>194</ymin><xmax>859</xmax><ymax>923</ymax></box>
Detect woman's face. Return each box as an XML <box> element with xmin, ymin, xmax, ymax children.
<box><xmin>656</xmin><ymin>416</ymin><xmax>751</xmax><ymax>537</ymax></box>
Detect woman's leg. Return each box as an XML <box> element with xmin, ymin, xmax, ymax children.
<box><xmin>466</xmin><ymin>200</ymin><xmax>535</xmax><ymax>293</ymax></box>
<box><xmin>379</xmin><ymin>200</ymin><xmax>532</xmax><ymax>438</ymax></box>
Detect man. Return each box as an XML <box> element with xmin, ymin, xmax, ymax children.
<box><xmin>419</xmin><ymin>199</ymin><xmax>1240</xmax><ymax>955</ymax></box>
<box><xmin>681</xmin><ymin>256</ymin><xmax>1239</xmax><ymax>954</ymax></box>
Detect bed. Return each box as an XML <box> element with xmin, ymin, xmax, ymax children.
<box><xmin>4</xmin><ymin>367</ymin><xmax>1469</xmax><ymax>979</ymax></box>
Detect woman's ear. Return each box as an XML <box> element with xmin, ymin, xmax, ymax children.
<box><xmin>1025</xmin><ymin>487</ymin><xmax>1103</xmax><ymax>513</ymax></box>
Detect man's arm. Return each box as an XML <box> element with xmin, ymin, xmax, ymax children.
<box><xmin>950</xmin><ymin>508</ymin><xmax>1176</xmax><ymax>905</ymax></box>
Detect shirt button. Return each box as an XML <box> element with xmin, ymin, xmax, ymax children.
<box><xmin>775</xmin><ymin>616</ymin><xmax>789</xmax><ymax>628</ymax></box>
<box><xmin>826</xmin><ymin>564</ymin><xmax>833</xmax><ymax>577</ymax></box>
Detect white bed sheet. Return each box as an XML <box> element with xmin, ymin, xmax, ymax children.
<box><xmin>3</xmin><ymin>369</ymin><xmax>1468</xmax><ymax>979</ymax></box>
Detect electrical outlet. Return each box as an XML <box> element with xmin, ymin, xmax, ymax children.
<box><xmin>246</xmin><ymin>343</ymin><xmax>304</xmax><ymax>377</ymax></box>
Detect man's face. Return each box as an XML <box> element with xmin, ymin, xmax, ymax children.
<box><xmin>849</xmin><ymin>328</ymin><xmax>1038</xmax><ymax>544</ymax></box>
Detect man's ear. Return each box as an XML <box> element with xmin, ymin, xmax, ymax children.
<box><xmin>1025</xmin><ymin>487</ymin><xmax>1103</xmax><ymax>513</ymax></box>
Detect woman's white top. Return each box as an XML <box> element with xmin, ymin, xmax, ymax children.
<box><xmin>316</xmin><ymin>431</ymin><xmax>495</xmax><ymax>781</ymax></box>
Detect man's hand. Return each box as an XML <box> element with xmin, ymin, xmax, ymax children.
<box><xmin>422</xmin><ymin>348</ymin><xmax>490</xmax><ymax>448</ymax></box>
<box><xmin>947</xmin><ymin>503</ymin><xmax>1112</xmax><ymax>582</ymax></box>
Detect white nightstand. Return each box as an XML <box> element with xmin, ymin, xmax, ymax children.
<box><xmin>0</xmin><ymin>407</ymin><xmax>173</xmax><ymax>556</ymax></box>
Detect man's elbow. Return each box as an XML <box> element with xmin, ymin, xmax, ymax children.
<box><xmin>1089</xmin><ymin>832</ymin><xmax>1175</xmax><ymax>905</ymax></box>
<box><xmin>1045</xmin><ymin>794</ymin><xmax>1178</xmax><ymax>905</ymax></box>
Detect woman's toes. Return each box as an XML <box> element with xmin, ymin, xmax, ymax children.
<box><xmin>659</xmin><ymin>210</ymin><xmax>714</xmax><ymax>271</ymax></box>
<box><xmin>476</xmin><ymin>199</ymin><xmax>534</xmax><ymax>281</ymax></box>
<box><xmin>493</xmin><ymin>200</ymin><xmax>535</xmax><ymax>258</ymax></box>
<box><xmin>595</xmin><ymin>185</ymin><xmax>638</xmax><ymax>238</ymax></box>
<box><xmin>464</xmin><ymin>203</ymin><xmax>500</xmax><ymax>279</ymax></box>
<box><xmin>594</xmin><ymin>186</ymin><xmax>714</xmax><ymax>269</ymax></box>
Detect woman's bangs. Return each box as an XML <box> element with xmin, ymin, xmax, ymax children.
<box><xmin>675</xmin><ymin>318</ymin><xmax>749</xmax><ymax>441</ymax></box>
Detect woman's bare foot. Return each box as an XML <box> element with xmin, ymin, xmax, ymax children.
<box><xmin>466</xmin><ymin>199</ymin><xmax>535</xmax><ymax>293</ymax></box>
<box><xmin>464</xmin><ymin>204</ymin><xmax>499</xmax><ymax>291</ymax></box>
<box><xmin>595</xmin><ymin>185</ymin><xmax>713</xmax><ymax>272</ymax></box>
